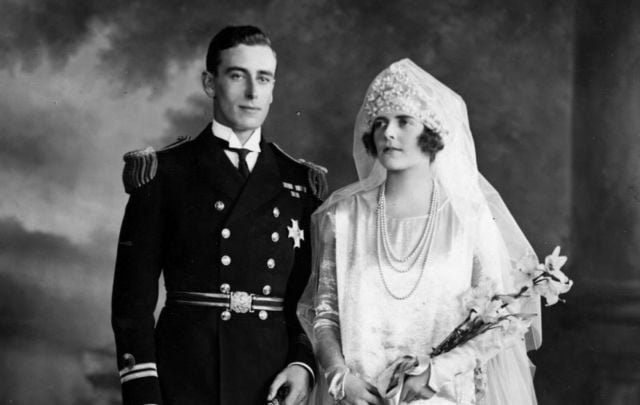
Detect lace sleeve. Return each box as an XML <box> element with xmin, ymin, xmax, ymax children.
<box><xmin>312</xmin><ymin>209</ymin><xmax>347</xmax><ymax>371</ymax></box>
<box><xmin>295</xmin><ymin>206</ymin><xmax>350</xmax><ymax>402</ymax></box>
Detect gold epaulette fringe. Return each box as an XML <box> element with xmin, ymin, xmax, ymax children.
<box><xmin>122</xmin><ymin>147</ymin><xmax>157</xmax><ymax>193</ymax></box>
<box><xmin>121</xmin><ymin>135</ymin><xmax>191</xmax><ymax>193</ymax></box>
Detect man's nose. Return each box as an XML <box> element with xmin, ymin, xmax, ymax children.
<box><xmin>245</xmin><ymin>78</ymin><xmax>257</xmax><ymax>99</ymax></box>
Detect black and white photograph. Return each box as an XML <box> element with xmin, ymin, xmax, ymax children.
<box><xmin>0</xmin><ymin>1</ymin><xmax>638</xmax><ymax>404</ymax></box>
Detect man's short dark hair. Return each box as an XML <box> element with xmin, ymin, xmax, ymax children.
<box><xmin>206</xmin><ymin>25</ymin><xmax>273</xmax><ymax>74</ymax></box>
<box><xmin>362</xmin><ymin>125</ymin><xmax>444</xmax><ymax>162</ymax></box>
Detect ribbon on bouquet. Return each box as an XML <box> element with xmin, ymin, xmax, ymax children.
<box><xmin>374</xmin><ymin>355</ymin><xmax>430</xmax><ymax>405</ymax></box>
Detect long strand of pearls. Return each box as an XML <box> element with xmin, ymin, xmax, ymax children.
<box><xmin>376</xmin><ymin>180</ymin><xmax>440</xmax><ymax>300</ymax></box>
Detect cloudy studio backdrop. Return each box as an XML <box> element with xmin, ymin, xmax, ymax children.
<box><xmin>1</xmin><ymin>1</ymin><xmax>638</xmax><ymax>404</ymax></box>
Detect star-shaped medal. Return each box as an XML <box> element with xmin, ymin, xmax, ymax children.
<box><xmin>287</xmin><ymin>219</ymin><xmax>304</xmax><ymax>249</ymax></box>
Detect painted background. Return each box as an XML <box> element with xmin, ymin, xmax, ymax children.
<box><xmin>0</xmin><ymin>1</ymin><xmax>577</xmax><ymax>404</ymax></box>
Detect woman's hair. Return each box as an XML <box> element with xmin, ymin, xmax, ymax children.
<box><xmin>361</xmin><ymin>125</ymin><xmax>444</xmax><ymax>162</ymax></box>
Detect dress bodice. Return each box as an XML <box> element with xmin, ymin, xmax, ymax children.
<box><xmin>310</xmin><ymin>183</ymin><xmax>524</xmax><ymax>405</ymax></box>
<box><xmin>335</xmin><ymin>187</ymin><xmax>476</xmax><ymax>404</ymax></box>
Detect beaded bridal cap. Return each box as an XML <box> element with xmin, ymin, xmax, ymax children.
<box><xmin>362</xmin><ymin>59</ymin><xmax>448</xmax><ymax>139</ymax></box>
<box><xmin>353</xmin><ymin>58</ymin><xmax>477</xmax><ymax>193</ymax></box>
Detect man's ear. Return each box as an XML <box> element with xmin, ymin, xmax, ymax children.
<box><xmin>202</xmin><ymin>71</ymin><xmax>215</xmax><ymax>99</ymax></box>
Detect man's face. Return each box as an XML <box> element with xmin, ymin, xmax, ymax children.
<box><xmin>208</xmin><ymin>44</ymin><xmax>276</xmax><ymax>135</ymax></box>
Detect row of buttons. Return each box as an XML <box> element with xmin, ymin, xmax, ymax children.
<box><xmin>213</xmin><ymin>201</ymin><xmax>281</xmax><ymax>322</ymax></box>
<box><xmin>214</xmin><ymin>201</ymin><xmax>281</xmax><ymax>219</ymax></box>
<box><xmin>220</xmin><ymin>256</ymin><xmax>276</xmax><ymax>269</ymax></box>
<box><xmin>219</xmin><ymin>228</ymin><xmax>280</xmax><ymax>243</ymax></box>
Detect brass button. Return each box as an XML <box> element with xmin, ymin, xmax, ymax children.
<box><xmin>221</xmin><ymin>228</ymin><xmax>231</xmax><ymax>239</ymax></box>
<box><xmin>273</xmin><ymin>207</ymin><xmax>280</xmax><ymax>218</ymax></box>
<box><xmin>262</xmin><ymin>285</ymin><xmax>272</xmax><ymax>295</ymax></box>
<box><xmin>271</xmin><ymin>232</ymin><xmax>279</xmax><ymax>242</ymax></box>
<box><xmin>220</xmin><ymin>283</ymin><xmax>231</xmax><ymax>294</ymax></box>
<box><xmin>258</xmin><ymin>310</ymin><xmax>268</xmax><ymax>320</ymax></box>
<box><xmin>267</xmin><ymin>258</ymin><xmax>276</xmax><ymax>269</ymax></box>
<box><xmin>221</xmin><ymin>310</ymin><xmax>231</xmax><ymax>321</ymax></box>
<box><xmin>221</xmin><ymin>255</ymin><xmax>231</xmax><ymax>266</ymax></box>
<box><xmin>214</xmin><ymin>201</ymin><xmax>225</xmax><ymax>211</ymax></box>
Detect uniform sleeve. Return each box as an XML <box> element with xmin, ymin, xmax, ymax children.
<box><xmin>283</xmin><ymin>193</ymin><xmax>322</xmax><ymax>378</ymax></box>
<box><xmin>112</xmin><ymin>177</ymin><xmax>164</xmax><ymax>405</ymax></box>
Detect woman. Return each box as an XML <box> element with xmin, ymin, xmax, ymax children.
<box><xmin>298</xmin><ymin>59</ymin><xmax>541</xmax><ymax>404</ymax></box>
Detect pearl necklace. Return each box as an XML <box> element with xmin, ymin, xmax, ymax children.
<box><xmin>376</xmin><ymin>180</ymin><xmax>439</xmax><ymax>300</ymax></box>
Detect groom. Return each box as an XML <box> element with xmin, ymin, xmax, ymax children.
<box><xmin>111</xmin><ymin>25</ymin><xmax>325</xmax><ymax>405</ymax></box>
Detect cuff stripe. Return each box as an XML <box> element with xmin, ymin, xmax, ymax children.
<box><xmin>119</xmin><ymin>362</ymin><xmax>158</xmax><ymax>383</ymax></box>
<box><xmin>119</xmin><ymin>362</ymin><xmax>157</xmax><ymax>377</ymax></box>
<box><xmin>120</xmin><ymin>369</ymin><xmax>159</xmax><ymax>383</ymax></box>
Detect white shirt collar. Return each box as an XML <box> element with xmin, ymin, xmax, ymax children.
<box><xmin>211</xmin><ymin>119</ymin><xmax>262</xmax><ymax>152</ymax></box>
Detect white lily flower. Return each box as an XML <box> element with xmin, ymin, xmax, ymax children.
<box><xmin>545</xmin><ymin>246</ymin><xmax>568</xmax><ymax>272</ymax></box>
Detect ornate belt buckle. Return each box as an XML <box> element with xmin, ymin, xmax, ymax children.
<box><xmin>229</xmin><ymin>291</ymin><xmax>253</xmax><ymax>313</ymax></box>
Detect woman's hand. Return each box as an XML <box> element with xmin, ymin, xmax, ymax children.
<box><xmin>342</xmin><ymin>373</ymin><xmax>384</xmax><ymax>405</ymax></box>
<box><xmin>399</xmin><ymin>367</ymin><xmax>435</xmax><ymax>403</ymax></box>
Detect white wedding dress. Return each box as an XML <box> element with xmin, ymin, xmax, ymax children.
<box><xmin>310</xmin><ymin>182</ymin><xmax>520</xmax><ymax>404</ymax></box>
<box><xmin>298</xmin><ymin>58</ymin><xmax>539</xmax><ymax>405</ymax></box>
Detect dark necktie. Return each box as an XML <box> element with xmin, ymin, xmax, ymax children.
<box><xmin>227</xmin><ymin>147</ymin><xmax>250</xmax><ymax>179</ymax></box>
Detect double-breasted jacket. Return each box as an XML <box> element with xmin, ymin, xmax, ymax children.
<box><xmin>112</xmin><ymin>125</ymin><xmax>326</xmax><ymax>404</ymax></box>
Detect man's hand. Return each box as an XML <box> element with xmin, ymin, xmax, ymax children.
<box><xmin>399</xmin><ymin>367</ymin><xmax>435</xmax><ymax>403</ymax></box>
<box><xmin>267</xmin><ymin>365</ymin><xmax>311</xmax><ymax>405</ymax></box>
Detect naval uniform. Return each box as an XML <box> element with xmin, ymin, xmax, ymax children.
<box><xmin>112</xmin><ymin>122</ymin><xmax>327</xmax><ymax>405</ymax></box>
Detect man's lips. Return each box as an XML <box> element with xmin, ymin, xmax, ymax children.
<box><xmin>240</xmin><ymin>105</ymin><xmax>260</xmax><ymax>112</ymax></box>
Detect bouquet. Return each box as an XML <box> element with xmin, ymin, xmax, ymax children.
<box><xmin>376</xmin><ymin>246</ymin><xmax>573</xmax><ymax>403</ymax></box>
<box><xmin>431</xmin><ymin>246</ymin><xmax>572</xmax><ymax>357</ymax></box>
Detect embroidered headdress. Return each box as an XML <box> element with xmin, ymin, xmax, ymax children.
<box><xmin>362</xmin><ymin>59</ymin><xmax>448</xmax><ymax>138</ymax></box>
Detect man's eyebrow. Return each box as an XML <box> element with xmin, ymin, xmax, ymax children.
<box><xmin>257</xmin><ymin>69</ymin><xmax>275</xmax><ymax>77</ymax></box>
<box><xmin>224</xmin><ymin>66</ymin><xmax>249</xmax><ymax>75</ymax></box>
<box><xmin>224</xmin><ymin>67</ymin><xmax>275</xmax><ymax>78</ymax></box>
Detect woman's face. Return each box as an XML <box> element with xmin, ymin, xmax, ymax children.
<box><xmin>372</xmin><ymin>112</ymin><xmax>430</xmax><ymax>172</ymax></box>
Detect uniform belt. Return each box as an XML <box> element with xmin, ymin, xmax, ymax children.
<box><xmin>166</xmin><ymin>291</ymin><xmax>284</xmax><ymax>313</ymax></box>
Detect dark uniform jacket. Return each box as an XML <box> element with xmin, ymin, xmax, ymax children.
<box><xmin>112</xmin><ymin>124</ymin><xmax>326</xmax><ymax>405</ymax></box>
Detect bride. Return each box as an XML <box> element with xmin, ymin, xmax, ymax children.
<box><xmin>298</xmin><ymin>59</ymin><xmax>541</xmax><ymax>404</ymax></box>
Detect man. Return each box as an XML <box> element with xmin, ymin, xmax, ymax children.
<box><xmin>112</xmin><ymin>25</ymin><xmax>326</xmax><ymax>405</ymax></box>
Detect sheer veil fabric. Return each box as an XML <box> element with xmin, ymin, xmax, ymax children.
<box><xmin>298</xmin><ymin>59</ymin><xmax>540</xmax><ymax>404</ymax></box>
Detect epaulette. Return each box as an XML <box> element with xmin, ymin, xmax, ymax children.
<box><xmin>122</xmin><ymin>135</ymin><xmax>191</xmax><ymax>193</ymax></box>
<box><xmin>271</xmin><ymin>143</ymin><xmax>329</xmax><ymax>199</ymax></box>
